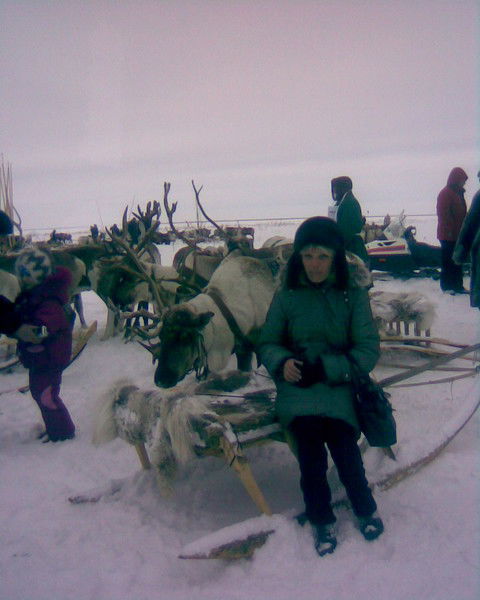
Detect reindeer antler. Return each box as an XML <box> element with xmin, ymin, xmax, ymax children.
<box><xmin>105</xmin><ymin>225</ymin><xmax>170</xmax><ymax>312</ymax></box>
<box><xmin>113</xmin><ymin>202</ymin><xmax>163</xmax><ymax>259</ymax></box>
<box><xmin>132</xmin><ymin>200</ymin><xmax>161</xmax><ymax>229</ymax></box>
<box><xmin>163</xmin><ymin>182</ymin><xmax>202</xmax><ymax>251</ymax></box>
<box><xmin>191</xmin><ymin>180</ymin><xmax>226</xmax><ymax>239</ymax></box>
<box><xmin>123</xmin><ymin>308</ymin><xmax>164</xmax><ymax>342</ymax></box>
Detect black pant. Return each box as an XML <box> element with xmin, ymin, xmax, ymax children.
<box><xmin>289</xmin><ymin>416</ymin><xmax>377</xmax><ymax>525</ymax></box>
<box><xmin>440</xmin><ymin>240</ymin><xmax>464</xmax><ymax>292</ymax></box>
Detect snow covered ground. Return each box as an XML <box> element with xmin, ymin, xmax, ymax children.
<box><xmin>1</xmin><ymin>223</ymin><xmax>479</xmax><ymax>600</ymax></box>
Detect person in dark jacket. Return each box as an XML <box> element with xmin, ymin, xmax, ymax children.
<box><xmin>453</xmin><ymin>170</ymin><xmax>480</xmax><ymax>309</ymax></box>
<box><xmin>436</xmin><ymin>167</ymin><xmax>468</xmax><ymax>294</ymax></box>
<box><xmin>0</xmin><ymin>210</ymin><xmax>43</xmax><ymax>343</ymax></box>
<box><xmin>330</xmin><ymin>176</ymin><xmax>369</xmax><ymax>264</ymax></box>
<box><xmin>14</xmin><ymin>247</ymin><xmax>75</xmax><ymax>442</ymax></box>
<box><xmin>259</xmin><ymin>216</ymin><xmax>383</xmax><ymax>557</ymax></box>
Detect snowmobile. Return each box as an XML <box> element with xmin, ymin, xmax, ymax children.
<box><xmin>366</xmin><ymin>212</ymin><xmax>441</xmax><ymax>275</ymax></box>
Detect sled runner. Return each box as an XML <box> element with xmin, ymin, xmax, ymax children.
<box><xmin>69</xmin><ymin>320</ymin><xmax>98</xmax><ymax>365</ymax></box>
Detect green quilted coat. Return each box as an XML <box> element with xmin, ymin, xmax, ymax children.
<box><xmin>258</xmin><ymin>281</ymin><xmax>380</xmax><ymax>429</ymax></box>
<box><xmin>336</xmin><ymin>191</ymin><xmax>369</xmax><ymax>263</ymax></box>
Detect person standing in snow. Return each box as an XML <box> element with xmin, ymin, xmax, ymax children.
<box><xmin>453</xmin><ymin>169</ymin><xmax>480</xmax><ymax>309</ymax></box>
<box><xmin>330</xmin><ymin>176</ymin><xmax>369</xmax><ymax>264</ymax></box>
<box><xmin>259</xmin><ymin>216</ymin><xmax>383</xmax><ymax>557</ymax></box>
<box><xmin>436</xmin><ymin>167</ymin><xmax>468</xmax><ymax>294</ymax></box>
<box><xmin>14</xmin><ymin>247</ymin><xmax>76</xmax><ymax>442</ymax></box>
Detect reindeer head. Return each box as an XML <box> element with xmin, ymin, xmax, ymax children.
<box><xmin>148</xmin><ymin>306</ymin><xmax>215</xmax><ymax>388</ymax></box>
<box><xmin>96</xmin><ymin>260</ymin><xmax>144</xmax><ymax>310</ymax></box>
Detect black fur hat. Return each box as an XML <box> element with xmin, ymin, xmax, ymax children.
<box><xmin>293</xmin><ymin>216</ymin><xmax>345</xmax><ymax>253</ymax></box>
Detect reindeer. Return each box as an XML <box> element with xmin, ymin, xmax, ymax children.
<box><xmin>140</xmin><ymin>250</ymin><xmax>276</xmax><ymax>388</ymax></box>
<box><xmin>166</xmin><ymin>182</ymin><xmax>293</xmax><ymax>289</ymax></box>
<box><xmin>91</xmin><ymin>257</ymin><xmax>180</xmax><ymax>338</ymax></box>
<box><xmin>402</xmin><ymin>226</ymin><xmax>441</xmax><ymax>269</ymax></box>
<box><xmin>48</xmin><ymin>230</ymin><xmax>73</xmax><ymax>244</ymax></box>
<box><xmin>95</xmin><ymin>201</ymin><xmax>187</xmax><ymax>338</ymax></box>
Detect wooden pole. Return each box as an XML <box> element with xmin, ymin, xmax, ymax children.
<box><xmin>135</xmin><ymin>443</ymin><xmax>152</xmax><ymax>470</ymax></box>
<box><xmin>220</xmin><ymin>434</ymin><xmax>272</xmax><ymax>516</ymax></box>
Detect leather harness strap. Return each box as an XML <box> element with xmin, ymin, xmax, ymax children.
<box><xmin>207</xmin><ymin>289</ymin><xmax>255</xmax><ymax>352</ymax></box>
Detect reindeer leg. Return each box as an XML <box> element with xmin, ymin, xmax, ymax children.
<box><xmin>73</xmin><ymin>293</ymin><xmax>88</xmax><ymax>329</ymax></box>
<box><xmin>124</xmin><ymin>304</ymin><xmax>135</xmax><ymax>339</ymax></box>
<box><xmin>102</xmin><ymin>308</ymin><xmax>116</xmax><ymax>340</ymax></box>
<box><xmin>137</xmin><ymin>300</ymin><xmax>150</xmax><ymax>327</ymax></box>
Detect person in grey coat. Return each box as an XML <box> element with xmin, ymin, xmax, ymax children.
<box><xmin>259</xmin><ymin>216</ymin><xmax>383</xmax><ymax>556</ymax></box>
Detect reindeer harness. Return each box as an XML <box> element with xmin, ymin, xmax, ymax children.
<box><xmin>207</xmin><ymin>289</ymin><xmax>258</xmax><ymax>362</ymax></box>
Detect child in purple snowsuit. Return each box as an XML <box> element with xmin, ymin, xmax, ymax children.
<box><xmin>14</xmin><ymin>248</ymin><xmax>75</xmax><ymax>442</ymax></box>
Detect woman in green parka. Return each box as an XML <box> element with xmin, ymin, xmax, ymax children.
<box><xmin>258</xmin><ymin>216</ymin><xmax>384</xmax><ymax>556</ymax></box>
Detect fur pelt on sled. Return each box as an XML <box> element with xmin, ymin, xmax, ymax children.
<box><xmin>93</xmin><ymin>379</ymin><xmax>215</xmax><ymax>492</ymax></box>
<box><xmin>92</xmin><ymin>372</ymin><xmax>272</xmax><ymax>493</ymax></box>
<box><xmin>369</xmin><ymin>290</ymin><xmax>436</xmax><ymax>333</ymax></box>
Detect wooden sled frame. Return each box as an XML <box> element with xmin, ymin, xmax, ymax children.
<box><xmin>73</xmin><ymin>341</ymin><xmax>476</xmax><ymax>540</ymax></box>
<box><xmin>385</xmin><ymin>319</ymin><xmax>431</xmax><ymax>339</ymax></box>
<box><xmin>130</xmin><ymin>340</ymin><xmax>480</xmax><ymax>519</ymax></box>
<box><xmin>133</xmin><ymin>420</ymin><xmax>283</xmax><ymax>516</ymax></box>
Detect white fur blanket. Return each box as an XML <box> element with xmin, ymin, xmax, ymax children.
<box><xmin>369</xmin><ymin>291</ymin><xmax>436</xmax><ymax>333</ymax></box>
<box><xmin>92</xmin><ymin>375</ymin><xmax>276</xmax><ymax>492</ymax></box>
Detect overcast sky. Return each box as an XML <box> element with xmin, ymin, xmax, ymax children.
<box><xmin>0</xmin><ymin>0</ymin><xmax>478</xmax><ymax>233</ymax></box>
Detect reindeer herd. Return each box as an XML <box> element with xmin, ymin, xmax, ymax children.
<box><xmin>2</xmin><ymin>182</ymin><xmax>434</xmax><ymax>393</ymax></box>
<box><xmin>0</xmin><ymin>182</ymin><xmax>293</xmax><ymax>388</ymax></box>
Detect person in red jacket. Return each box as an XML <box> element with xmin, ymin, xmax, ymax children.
<box><xmin>14</xmin><ymin>247</ymin><xmax>75</xmax><ymax>442</ymax></box>
<box><xmin>436</xmin><ymin>167</ymin><xmax>468</xmax><ymax>294</ymax></box>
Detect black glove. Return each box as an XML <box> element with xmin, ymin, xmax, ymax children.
<box><xmin>296</xmin><ymin>357</ymin><xmax>326</xmax><ymax>388</ymax></box>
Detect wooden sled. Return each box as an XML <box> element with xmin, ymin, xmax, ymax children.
<box><xmin>179</xmin><ymin>358</ymin><xmax>480</xmax><ymax>559</ymax></box>
<box><xmin>176</xmin><ymin>341</ymin><xmax>480</xmax><ymax>559</ymax></box>
<box><xmin>120</xmin><ymin>341</ymin><xmax>478</xmax><ymax>522</ymax></box>
<box><xmin>132</xmin><ymin>394</ymin><xmax>283</xmax><ymax>516</ymax></box>
<box><xmin>70</xmin><ymin>341</ymin><xmax>480</xmax><ymax>558</ymax></box>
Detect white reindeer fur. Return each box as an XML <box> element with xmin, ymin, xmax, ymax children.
<box><xmin>195</xmin><ymin>254</ymin><xmax>275</xmax><ymax>372</ymax></box>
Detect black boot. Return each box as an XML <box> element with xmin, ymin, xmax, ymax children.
<box><xmin>312</xmin><ymin>524</ymin><xmax>337</xmax><ymax>556</ymax></box>
<box><xmin>358</xmin><ymin>512</ymin><xmax>384</xmax><ymax>541</ymax></box>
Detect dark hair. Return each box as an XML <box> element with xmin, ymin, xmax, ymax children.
<box><xmin>285</xmin><ymin>216</ymin><xmax>349</xmax><ymax>290</ymax></box>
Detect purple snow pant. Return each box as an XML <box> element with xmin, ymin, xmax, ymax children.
<box><xmin>29</xmin><ymin>367</ymin><xmax>75</xmax><ymax>442</ymax></box>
